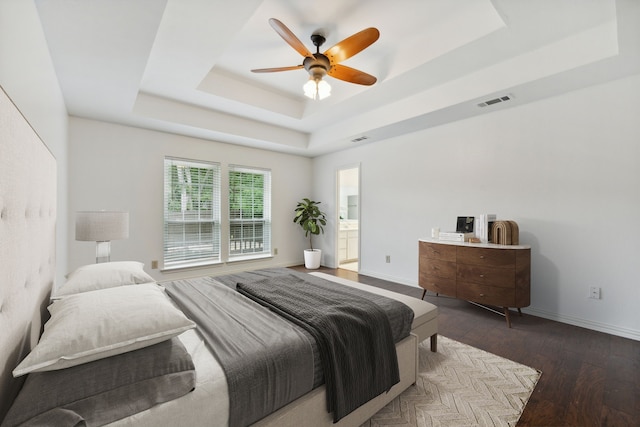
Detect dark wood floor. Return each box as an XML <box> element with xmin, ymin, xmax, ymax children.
<box><xmin>292</xmin><ymin>266</ymin><xmax>640</xmax><ymax>427</ymax></box>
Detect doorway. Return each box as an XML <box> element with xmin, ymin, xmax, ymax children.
<box><xmin>337</xmin><ymin>166</ymin><xmax>359</xmax><ymax>272</ymax></box>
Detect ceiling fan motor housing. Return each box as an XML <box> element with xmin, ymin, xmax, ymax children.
<box><xmin>304</xmin><ymin>54</ymin><xmax>331</xmax><ymax>79</ymax></box>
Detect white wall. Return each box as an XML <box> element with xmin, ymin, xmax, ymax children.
<box><xmin>68</xmin><ymin>117</ymin><xmax>312</xmax><ymax>281</ymax></box>
<box><xmin>0</xmin><ymin>0</ymin><xmax>69</xmax><ymax>287</ymax></box>
<box><xmin>312</xmin><ymin>73</ymin><xmax>640</xmax><ymax>340</ymax></box>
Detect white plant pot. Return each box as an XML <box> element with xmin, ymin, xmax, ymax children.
<box><xmin>303</xmin><ymin>249</ymin><xmax>322</xmax><ymax>269</ymax></box>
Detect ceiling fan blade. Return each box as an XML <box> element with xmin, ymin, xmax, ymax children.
<box><xmin>323</xmin><ymin>27</ymin><xmax>379</xmax><ymax>64</ymax></box>
<box><xmin>327</xmin><ymin>64</ymin><xmax>377</xmax><ymax>85</ymax></box>
<box><xmin>251</xmin><ymin>65</ymin><xmax>304</xmax><ymax>73</ymax></box>
<box><xmin>269</xmin><ymin>18</ymin><xmax>315</xmax><ymax>59</ymax></box>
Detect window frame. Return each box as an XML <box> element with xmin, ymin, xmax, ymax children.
<box><xmin>163</xmin><ymin>157</ymin><xmax>221</xmax><ymax>270</ymax></box>
<box><xmin>228</xmin><ymin>164</ymin><xmax>272</xmax><ymax>261</ymax></box>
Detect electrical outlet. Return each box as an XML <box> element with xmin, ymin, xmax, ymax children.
<box><xmin>151</xmin><ymin>260</ymin><xmax>158</xmax><ymax>269</ymax></box>
<box><xmin>385</xmin><ymin>255</ymin><xmax>391</xmax><ymax>263</ymax></box>
<box><xmin>589</xmin><ymin>286</ymin><xmax>601</xmax><ymax>299</ymax></box>
<box><xmin>273</xmin><ymin>248</ymin><xmax>278</xmax><ymax>255</ymax></box>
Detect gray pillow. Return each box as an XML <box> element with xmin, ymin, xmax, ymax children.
<box><xmin>3</xmin><ymin>337</ymin><xmax>195</xmax><ymax>427</ymax></box>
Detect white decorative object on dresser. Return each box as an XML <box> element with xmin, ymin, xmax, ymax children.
<box><xmin>419</xmin><ymin>239</ymin><xmax>531</xmax><ymax>327</ymax></box>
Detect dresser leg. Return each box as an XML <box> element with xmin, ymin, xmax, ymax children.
<box><xmin>517</xmin><ymin>308</ymin><xmax>522</xmax><ymax>316</ymax></box>
<box><xmin>504</xmin><ymin>307</ymin><xmax>512</xmax><ymax>328</ymax></box>
<box><xmin>421</xmin><ymin>289</ymin><xmax>426</xmax><ymax>300</ymax></box>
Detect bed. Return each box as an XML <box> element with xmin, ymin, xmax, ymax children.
<box><xmin>0</xmin><ymin>86</ymin><xmax>438</xmax><ymax>427</ymax></box>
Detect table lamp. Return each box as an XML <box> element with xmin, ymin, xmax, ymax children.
<box><xmin>75</xmin><ymin>211</ymin><xmax>129</xmax><ymax>263</ymax></box>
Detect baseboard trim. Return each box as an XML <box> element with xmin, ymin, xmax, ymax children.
<box><xmin>357</xmin><ymin>269</ymin><xmax>418</xmax><ymax>288</ymax></box>
<box><xmin>356</xmin><ymin>269</ymin><xmax>639</xmax><ymax>342</ymax></box>
<box><xmin>522</xmin><ymin>307</ymin><xmax>640</xmax><ymax>341</ymax></box>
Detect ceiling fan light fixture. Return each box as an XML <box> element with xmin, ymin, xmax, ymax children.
<box><xmin>303</xmin><ymin>77</ymin><xmax>331</xmax><ymax>100</ymax></box>
<box><xmin>252</xmin><ymin>19</ymin><xmax>379</xmax><ymax>97</ymax></box>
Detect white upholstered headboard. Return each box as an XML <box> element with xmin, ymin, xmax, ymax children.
<box><xmin>0</xmin><ymin>86</ymin><xmax>57</xmax><ymax>422</ymax></box>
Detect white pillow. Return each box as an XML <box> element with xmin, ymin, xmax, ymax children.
<box><xmin>54</xmin><ymin>261</ymin><xmax>155</xmax><ymax>298</ymax></box>
<box><xmin>13</xmin><ymin>283</ymin><xmax>195</xmax><ymax>377</ymax></box>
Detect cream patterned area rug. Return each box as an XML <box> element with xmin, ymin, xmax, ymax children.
<box><xmin>363</xmin><ymin>336</ymin><xmax>541</xmax><ymax>427</ymax></box>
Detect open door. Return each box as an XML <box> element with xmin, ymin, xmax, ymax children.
<box><xmin>337</xmin><ymin>166</ymin><xmax>359</xmax><ymax>272</ymax></box>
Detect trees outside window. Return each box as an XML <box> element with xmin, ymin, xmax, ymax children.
<box><xmin>229</xmin><ymin>165</ymin><xmax>271</xmax><ymax>258</ymax></box>
<box><xmin>163</xmin><ymin>159</ymin><xmax>271</xmax><ymax>269</ymax></box>
<box><xmin>163</xmin><ymin>158</ymin><xmax>220</xmax><ymax>268</ymax></box>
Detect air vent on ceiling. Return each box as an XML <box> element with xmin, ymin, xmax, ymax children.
<box><xmin>477</xmin><ymin>94</ymin><xmax>513</xmax><ymax>108</ymax></box>
<box><xmin>351</xmin><ymin>135</ymin><xmax>370</xmax><ymax>143</ymax></box>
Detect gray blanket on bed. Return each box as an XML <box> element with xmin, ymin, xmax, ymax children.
<box><xmin>164</xmin><ymin>277</ymin><xmax>316</xmax><ymax>427</ymax></box>
<box><xmin>214</xmin><ymin>268</ymin><xmax>414</xmax><ymax>343</ymax></box>
<box><xmin>236</xmin><ymin>273</ymin><xmax>413</xmax><ymax>423</ymax></box>
<box><xmin>166</xmin><ymin>268</ymin><xmax>414</xmax><ymax>425</ymax></box>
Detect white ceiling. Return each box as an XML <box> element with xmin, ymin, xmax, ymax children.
<box><xmin>35</xmin><ymin>0</ymin><xmax>640</xmax><ymax>157</ymax></box>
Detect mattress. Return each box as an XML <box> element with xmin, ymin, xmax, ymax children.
<box><xmin>106</xmin><ymin>273</ymin><xmax>437</xmax><ymax>427</ymax></box>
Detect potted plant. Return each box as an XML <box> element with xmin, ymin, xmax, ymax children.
<box><xmin>293</xmin><ymin>198</ymin><xmax>327</xmax><ymax>269</ymax></box>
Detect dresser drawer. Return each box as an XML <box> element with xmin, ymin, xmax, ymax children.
<box><xmin>457</xmin><ymin>246</ymin><xmax>515</xmax><ymax>267</ymax></box>
<box><xmin>456</xmin><ymin>283</ymin><xmax>515</xmax><ymax>307</ymax></box>
<box><xmin>418</xmin><ymin>275</ymin><xmax>456</xmax><ymax>297</ymax></box>
<box><xmin>457</xmin><ymin>264</ymin><xmax>515</xmax><ymax>288</ymax></box>
<box><xmin>420</xmin><ymin>241</ymin><xmax>456</xmax><ymax>262</ymax></box>
<box><xmin>419</xmin><ymin>257</ymin><xmax>456</xmax><ymax>279</ymax></box>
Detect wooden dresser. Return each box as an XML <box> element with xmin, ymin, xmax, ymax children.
<box><xmin>419</xmin><ymin>239</ymin><xmax>531</xmax><ymax>327</ymax></box>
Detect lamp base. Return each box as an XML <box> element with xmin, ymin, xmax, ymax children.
<box><xmin>95</xmin><ymin>241</ymin><xmax>111</xmax><ymax>263</ymax></box>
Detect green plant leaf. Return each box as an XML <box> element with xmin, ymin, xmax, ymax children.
<box><xmin>293</xmin><ymin>198</ymin><xmax>327</xmax><ymax>250</ymax></box>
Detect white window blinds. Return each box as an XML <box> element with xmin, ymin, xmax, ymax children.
<box><xmin>163</xmin><ymin>157</ymin><xmax>220</xmax><ymax>268</ymax></box>
<box><xmin>228</xmin><ymin>165</ymin><xmax>271</xmax><ymax>258</ymax></box>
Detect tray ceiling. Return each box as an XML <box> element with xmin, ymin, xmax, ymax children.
<box><xmin>35</xmin><ymin>0</ymin><xmax>640</xmax><ymax>156</ymax></box>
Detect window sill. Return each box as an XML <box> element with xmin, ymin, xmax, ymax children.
<box><xmin>160</xmin><ymin>253</ymin><xmax>273</xmax><ymax>273</ymax></box>
<box><xmin>227</xmin><ymin>253</ymin><xmax>272</xmax><ymax>263</ymax></box>
<box><xmin>160</xmin><ymin>260</ymin><xmax>222</xmax><ymax>273</ymax></box>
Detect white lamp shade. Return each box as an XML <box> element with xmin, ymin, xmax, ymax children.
<box><xmin>76</xmin><ymin>211</ymin><xmax>129</xmax><ymax>242</ymax></box>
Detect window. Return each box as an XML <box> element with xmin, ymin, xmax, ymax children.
<box><xmin>228</xmin><ymin>165</ymin><xmax>271</xmax><ymax>259</ymax></box>
<box><xmin>163</xmin><ymin>157</ymin><xmax>220</xmax><ymax>269</ymax></box>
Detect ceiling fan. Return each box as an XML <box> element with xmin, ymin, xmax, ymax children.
<box><xmin>251</xmin><ymin>18</ymin><xmax>380</xmax><ymax>100</ymax></box>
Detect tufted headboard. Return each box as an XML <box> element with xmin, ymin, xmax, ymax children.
<box><xmin>0</xmin><ymin>86</ymin><xmax>57</xmax><ymax>421</ymax></box>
